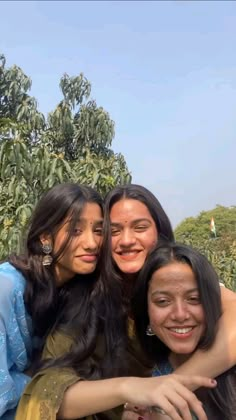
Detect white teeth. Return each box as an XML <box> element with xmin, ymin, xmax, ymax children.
<box><xmin>170</xmin><ymin>328</ymin><xmax>193</xmax><ymax>334</ymax></box>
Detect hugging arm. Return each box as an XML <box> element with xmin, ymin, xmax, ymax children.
<box><xmin>16</xmin><ymin>332</ymin><xmax>216</xmax><ymax>420</ymax></box>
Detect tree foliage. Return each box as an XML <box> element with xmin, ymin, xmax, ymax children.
<box><xmin>175</xmin><ymin>206</ymin><xmax>236</xmax><ymax>290</ymax></box>
<box><xmin>0</xmin><ymin>53</ymin><xmax>131</xmax><ymax>258</ymax></box>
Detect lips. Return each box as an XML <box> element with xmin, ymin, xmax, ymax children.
<box><xmin>169</xmin><ymin>327</ymin><xmax>194</xmax><ymax>334</ymax></box>
<box><xmin>167</xmin><ymin>326</ymin><xmax>196</xmax><ymax>339</ymax></box>
<box><xmin>115</xmin><ymin>250</ymin><xmax>142</xmax><ymax>260</ymax></box>
<box><xmin>76</xmin><ymin>254</ymin><xmax>98</xmax><ymax>262</ymax></box>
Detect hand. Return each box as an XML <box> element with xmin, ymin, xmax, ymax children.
<box><xmin>121</xmin><ymin>374</ymin><xmax>216</xmax><ymax>420</ymax></box>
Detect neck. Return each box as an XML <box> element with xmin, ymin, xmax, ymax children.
<box><xmin>122</xmin><ymin>273</ymin><xmax>138</xmax><ymax>318</ymax></box>
<box><xmin>54</xmin><ymin>265</ymin><xmax>74</xmax><ymax>287</ymax></box>
<box><xmin>168</xmin><ymin>352</ymin><xmax>191</xmax><ymax>369</ymax></box>
<box><xmin>122</xmin><ymin>272</ymin><xmax>137</xmax><ymax>293</ymax></box>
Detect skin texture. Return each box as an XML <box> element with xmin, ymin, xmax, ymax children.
<box><xmin>29</xmin><ymin>194</ymin><xmax>236</xmax><ymax>420</ymax></box>
<box><xmin>110</xmin><ymin>197</ymin><xmax>236</xmax><ymax>382</ymax></box>
<box><xmin>110</xmin><ymin>199</ymin><xmax>158</xmax><ymax>275</ymax></box>
<box><xmin>112</xmin><ymin>196</ymin><xmax>236</xmax><ymax>420</ymax></box>
<box><xmin>40</xmin><ymin>203</ymin><xmax>103</xmax><ymax>285</ymax></box>
<box><xmin>58</xmin><ymin>374</ymin><xmax>216</xmax><ymax>420</ymax></box>
<box><xmin>148</xmin><ymin>262</ymin><xmax>206</xmax><ymax>367</ymax></box>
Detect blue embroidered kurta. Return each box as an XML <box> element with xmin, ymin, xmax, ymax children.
<box><xmin>0</xmin><ymin>262</ymin><xmax>32</xmax><ymax>417</ymax></box>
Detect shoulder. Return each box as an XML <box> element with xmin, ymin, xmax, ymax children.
<box><xmin>0</xmin><ymin>262</ymin><xmax>26</xmax><ymax>302</ymax></box>
<box><xmin>42</xmin><ymin>330</ymin><xmax>75</xmax><ymax>359</ymax></box>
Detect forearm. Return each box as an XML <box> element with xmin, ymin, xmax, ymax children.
<box><xmin>58</xmin><ymin>377</ymin><xmax>129</xmax><ymax>419</ymax></box>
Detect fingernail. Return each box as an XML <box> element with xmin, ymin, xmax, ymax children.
<box><xmin>211</xmin><ymin>379</ymin><xmax>217</xmax><ymax>384</ymax></box>
<box><xmin>134</xmin><ymin>407</ymin><xmax>139</xmax><ymax>410</ymax></box>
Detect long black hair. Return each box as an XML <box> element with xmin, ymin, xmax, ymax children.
<box><xmin>132</xmin><ymin>242</ymin><xmax>236</xmax><ymax>419</ymax></box>
<box><xmin>10</xmin><ymin>183</ymin><xmax>103</xmax><ymax>339</ymax></box>
<box><xmin>10</xmin><ymin>182</ymin><xmax>127</xmax><ymax>379</ymax></box>
<box><xmin>102</xmin><ymin>184</ymin><xmax>174</xmax><ymax>310</ymax></box>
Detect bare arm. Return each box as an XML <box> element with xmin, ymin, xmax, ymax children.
<box><xmin>58</xmin><ymin>375</ymin><xmax>216</xmax><ymax>420</ymax></box>
<box><xmin>175</xmin><ymin>286</ymin><xmax>236</xmax><ymax>385</ymax></box>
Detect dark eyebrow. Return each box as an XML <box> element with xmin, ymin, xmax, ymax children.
<box><xmin>131</xmin><ymin>218</ymin><xmax>152</xmax><ymax>225</ymax></box>
<box><xmin>110</xmin><ymin>223</ymin><xmax>122</xmax><ymax>230</ymax></box>
<box><xmin>110</xmin><ymin>218</ymin><xmax>152</xmax><ymax>227</ymax></box>
<box><xmin>151</xmin><ymin>288</ymin><xmax>199</xmax><ymax>297</ymax></box>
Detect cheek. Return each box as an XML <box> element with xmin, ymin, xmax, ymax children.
<box><xmin>97</xmin><ymin>237</ymin><xmax>103</xmax><ymax>249</ymax></box>
<box><xmin>111</xmin><ymin>237</ymin><xmax>117</xmax><ymax>252</ymax></box>
<box><xmin>197</xmin><ymin>308</ymin><xmax>206</xmax><ymax>326</ymax></box>
<box><xmin>148</xmin><ymin>303</ymin><xmax>162</xmax><ymax>326</ymax></box>
<box><xmin>143</xmin><ymin>232</ymin><xmax>158</xmax><ymax>253</ymax></box>
<box><xmin>53</xmin><ymin>236</ymin><xmax>65</xmax><ymax>254</ymax></box>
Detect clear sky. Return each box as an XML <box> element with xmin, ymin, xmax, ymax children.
<box><xmin>1</xmin><ymin>0</ymin><xmax>236</xmax><ymax>227</ymax></box>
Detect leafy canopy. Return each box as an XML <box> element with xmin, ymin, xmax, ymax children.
<box><xmin>0</xmin><ymin>53</ymin><xmax>131</xmax><ymax>258</ymax></box>
<box><xmin>175</xmin><ymin>206</ymin><xmax>236</xmax><ymax>290</ymax></box>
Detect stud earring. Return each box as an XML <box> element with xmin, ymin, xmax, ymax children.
<box><xmin>42</xmin><ymin>242</ymin><xmax>53</xmax><ymax>266</ymax></box>
<box><xmin>146</xmin><ymin>324</ymin><xmax>155</xmax><ymax>336</ymax></box>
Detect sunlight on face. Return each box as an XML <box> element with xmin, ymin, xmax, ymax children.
<box><xmin>53</xmin><ymin>202</ymin><xmax>103</xmax><ymax>284</ymax></box>
<box><xmin>110</xmin><ymin>199</ymin><xmax>158</xmax><ymax>276</ymax></box>
<box><xmin>148</xmin><ymin>262</ymin><xmax>206</xmax><ymax>366</ymax></box>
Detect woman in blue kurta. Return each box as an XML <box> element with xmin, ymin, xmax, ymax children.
<box><xmin>0</xmin><ymin>262</ymin><xmax>32</xmax><ymax>417</ymax></box>
<box><xmin>0</xmin><ymin>183</ymin><xmax>105</xmax><ymax>418</ymax></box>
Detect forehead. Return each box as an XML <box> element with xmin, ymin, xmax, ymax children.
<box><xmin>110</xmin><ymin>199</ymin><xmax>153</xmax><ymax>223</ymax></box>
<box><xmin>65</xmin><ymin>202</ymin><xmax>103</xmax><ymax>225</ymax></box>
<box><xmin>79</xmin><ymin>202</ymin><xmax>103</xmax><ymax>218</ymax></box>
<box><xmin>149</xmin><ymin>262</ymin><xmax>197</xmax><ymax>292</ymax></box>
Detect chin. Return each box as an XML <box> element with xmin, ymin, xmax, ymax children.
<box><xmin>122</xmin><ymin>266</ymin><xmax>141</xmax><ymax>274</ymax></box>
<box><xmin>174</xmin><ymin>346</ymin><xmax>196</xmax><ymax>354</ymax></box>
<box><xmin>76</xmin><ymin>266</ymin><xmax>96</xmax><ymax>275</ymax></box>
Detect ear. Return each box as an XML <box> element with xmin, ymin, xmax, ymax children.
<box><xmin>39</xmin><ymin>233</ymin><xmax>52</xmax><ymax>246</ymax></box>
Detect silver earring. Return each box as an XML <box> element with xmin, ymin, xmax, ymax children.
<box><xmin>146</xmin><ymin>324</ymin><xmax>155</xmax><ymax>336</ymax></box>
<box><xmin>42</xmin><ymin>243</ymin><xmax>53</xmax><ymax>266</ymax></box>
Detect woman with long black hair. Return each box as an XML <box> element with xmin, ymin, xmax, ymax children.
<box><xmin>0</xmin><ymin>183</ymin><xmax>104</xmax><ymax>418</ymax></box>
<box><xmin>15</xmin><ymin>184</ymin><xmax>216</xmax><ymax>420</ymax></box>
<box><xmin>131</xmin><ymin>242</ymin><xmax>236</xmax><ymax>419</ymax></box>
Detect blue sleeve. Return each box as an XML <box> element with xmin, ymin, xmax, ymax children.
<box><xmin>0</xmin><ymin>317</ymin><xmax>30</xmax><ymax>415</ymax></box>
<box><xmin>0</xmin><ymin>267</ymin><xmax>31</xmax><ymax>415</ymax></box>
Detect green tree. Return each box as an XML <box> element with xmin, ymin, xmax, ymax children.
<box><xmin>175</xmin><ymin>206</ymin><xmax>236</xmax><ymax>290</ymax></box>
<box><xmin>0</xmin><ymin>53</ymin><xmax>131</xmax><ymax>258</ymax></box>
<box><xmin>0</xmin><ymin>53</ymin><xmax>45</xmax><ymax>143</ymax></box>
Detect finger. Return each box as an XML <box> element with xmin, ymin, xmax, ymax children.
<box><xmin>122</xmin><ymin>410</ymin><xmax>144</xmax><ymax>420</ymax></box>
<box><xmin>177</xmin><ymin>375</ymin><xmax>217</xmax><ymax>392</ymax></box>
<box><xmin>152</xmin><ymin>398</ymin><xmax>183</xmax><ymax>420</ymax></box>
<box><xmin>163</xmin><ymin>390</ymin><xmax>192</xmax><ymax>420</ymax></box>
<box><xmin>124</xmin><ymin>403</ymin><xmax>147</xmax><ymax>413</ymax></box>
<box><xmin>170</xmin><ymin>382</ymin><xmax>207</xmax><ymax>420</ymax></box>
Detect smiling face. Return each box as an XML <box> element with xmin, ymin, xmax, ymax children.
<box><xmin>148</xmin><ymin>262</ymin><xmax>206</xmax><ymax>366</ymax></box>
<box><xmin>110</xmin><ymin>199</ymin><xmax>158</xmax><ymax>276</ymax></box>
<box><xmin>41</xmin><ymin>202</ymin><xmax>103</xmax><ymax>285</ymax></box>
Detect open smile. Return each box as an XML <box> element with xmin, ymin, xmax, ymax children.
<box><xmin>167</xmin><ymin>326</ymin><xmax>196</xmax><ymax>339</ymax></box>
<box><xmin>116</xmin><ymin>250</ymin><xmax>142</xmax><ymax>260</ymax></box>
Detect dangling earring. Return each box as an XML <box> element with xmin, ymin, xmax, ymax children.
<box><xmin>146</xmin><ymin>324</ymin><xmax>155</xmax><ymax>336</ymax></box>
<box><xmin>42</xmin><ymin>242</ymin><xmax>53</xmax><ymax>266</ymax></box>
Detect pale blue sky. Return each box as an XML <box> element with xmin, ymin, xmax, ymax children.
<box><xmin>1</xmin><ymin>1</ymin><xmax>236</xmax><ymax>227</ymax></box>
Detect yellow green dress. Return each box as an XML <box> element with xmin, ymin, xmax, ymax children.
<box><xmin>16</xmin><ymin>321</ymin><xmax>151</xmax><ymax>420</ymax></box>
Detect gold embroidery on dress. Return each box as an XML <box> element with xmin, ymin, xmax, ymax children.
<box><xmin>39</xmin><ymin>401</ymin><xmax>51</xmax><ymax>420</ymax></box>
<box><xmin>37</xmin><ymin>370</ymin><xmax>80</xmax><ymax>419</ymax></box>
<box><xmin>128</xmin><ymin>318</ymin><xmax>135</xmax><ymax>338</ymax></box>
